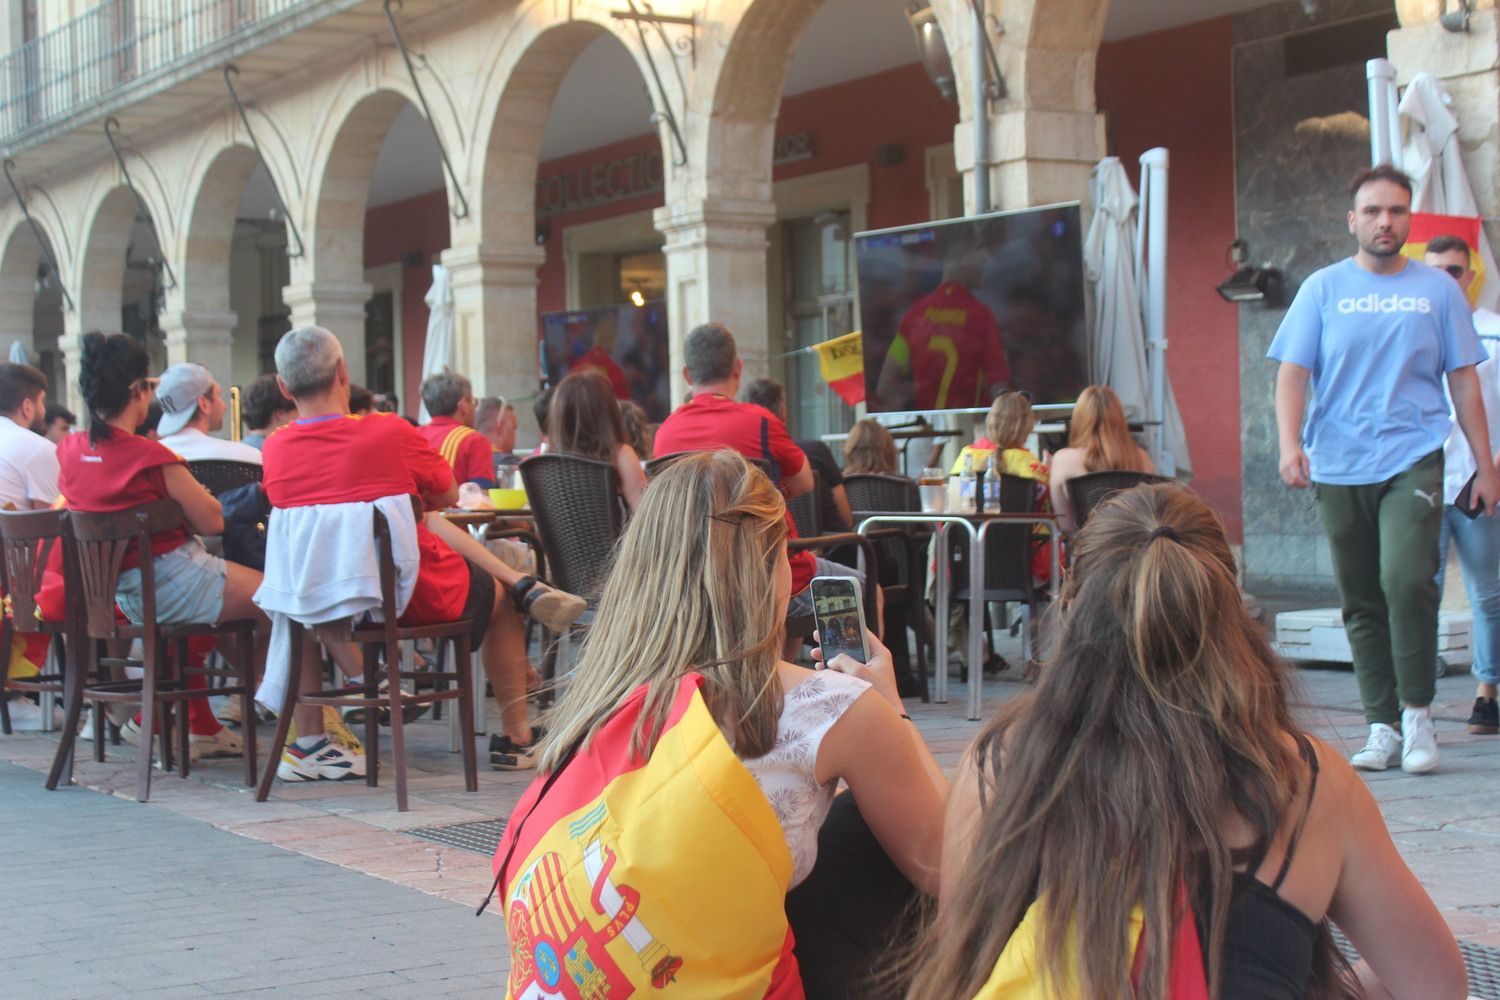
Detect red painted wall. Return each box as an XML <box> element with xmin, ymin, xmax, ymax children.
<box><xmin>364</xmin><ymin>189</ymin><xmax>450</xmax><ymax>412</ymax></box>
<box><xmin>1096</xmin><ymin>17</ymin><xmax>1242</xmax><ymax>542</ymax></box>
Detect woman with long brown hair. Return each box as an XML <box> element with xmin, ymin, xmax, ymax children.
<box><xmin>547</xmin><ymin>368</ymin><xmax>647</xmax><ymax>509</ymax></box>
<box><xmin>843</xmin><ymin>418</ymin><xmax>899</xmax><ymax>475</ymax></box>
<box><xmin>909</xmin><ymin>483</ymin><xmax>1464</xmax><ymax>1000</ymax></box>
<box><xmin>1049</xmin><ymin>384</ymin><xmax>1156</xmax><ymax>530</ymax></box>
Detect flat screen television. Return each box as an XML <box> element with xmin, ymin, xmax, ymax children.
<box><xmin>539</xmin><ymin>300</ymin><xmax>671</xmax><ymax>422</ymax></box>
<box><xmin>855</xmin><ymin>203</ymin><xmax>1089</xmax><ymax>414</ymax></box>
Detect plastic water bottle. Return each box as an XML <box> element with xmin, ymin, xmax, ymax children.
<box><xmin>959</xmin><ymin>454</ymin><xmax>976</xmax><ymax>513</ymax></box>
<box><xmin>985</xmin><ymin>453</ymin><xmax>1001</xmax><ymax>510</ymax></box>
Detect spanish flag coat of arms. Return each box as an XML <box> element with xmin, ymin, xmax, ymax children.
<box><xmin>493</xmin><ymin>674</ymin><xmax>803</xmax><ymax>999</ymax></box>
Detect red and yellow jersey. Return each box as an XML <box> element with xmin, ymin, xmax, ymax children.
<box><xmin>417</xmin><ymin>416</ymin><xmax>493</xmax><ymax>487</ymax></box>
<box><xmin>890</xmin><ymin>282</ymin><xmax>1010</xmax><ymax>409</ymax></box>
<box><xmin>495</xmin><ymin>674</ymin><xmax>803</xmax><ymax>999</ymax></box>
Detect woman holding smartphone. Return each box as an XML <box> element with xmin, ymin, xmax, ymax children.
<box><xmin>499</xmin><ymin>450</ymin><xmax>946</xmax><ymax>998</ymax></box>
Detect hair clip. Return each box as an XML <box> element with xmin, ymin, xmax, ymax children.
<box><xmin>710</xmin><ymin>512</ymin><xmax>744</xmax><ymax>526</ymax></box>
<box><xmin>1148</xmin><ymin>525</ymin><xmax>1181</xmax><ymax>543</ymax></box>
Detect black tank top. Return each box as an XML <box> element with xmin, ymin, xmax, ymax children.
<box><xmin>1213</xmin><ymin>734</ymin><xmax>1322</xmax><ymax>999</ymax></box>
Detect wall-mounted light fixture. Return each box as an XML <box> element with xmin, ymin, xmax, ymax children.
<box><xmin>1216</xmin><ymin>239</ymin><xmax>1284</xmax><ymax>304</ymax></box>
<box><xmin>906</xmin><ymin>2</ymin><xmax>956</xmax><ymax>101</ymax></box>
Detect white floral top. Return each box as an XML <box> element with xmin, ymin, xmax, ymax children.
<box><xmin>742</xmin><ymin>669</ymin><xmax>871</xmax><ymax>887</ymax></box>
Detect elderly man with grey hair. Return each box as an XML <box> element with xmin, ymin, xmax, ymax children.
<box><xmin>419</xmin><ymin>369</ymin><xmax>493</xmax><ymax>488</ymax></box>
<box><xmin>261</xmin><ymin>328</ymin><xmax>585</xmax><ymax>775</ymax></box>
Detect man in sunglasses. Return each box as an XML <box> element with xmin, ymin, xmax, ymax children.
<box><xmin>1425</xmin><ymin>234</ymin><xmax>1500</xmax><ymax>738</ymax></box>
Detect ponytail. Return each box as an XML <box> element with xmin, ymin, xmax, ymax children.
<box><xmin>79</xmin><ymin>331</ymin><xmax>149</xmax><ymax>446</ymax></box>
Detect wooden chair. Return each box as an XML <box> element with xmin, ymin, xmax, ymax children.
<box><xmin>1067</xmin><ymin>470</ymin><xmax>1171</xmax><ymax>530</ymax></box>
<box><xmin>67</xmin><ymin>499</ymin><xmax>259</xmax><ymax>802</ymax></box>
<box><xmin>255</xmin><ymin>507</ymin><xmax>478</xmax><ymax>812</ymax></box>
<box><xmin>186</xmin><ymin>459</ymin><xmax>263</xmax><ymax>498</ymax></box>
<box><xmin>0</xmin><ymin>510</ymin><xmax>79</xmax><ymax>774</ymax></box>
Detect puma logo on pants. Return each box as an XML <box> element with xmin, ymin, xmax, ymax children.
<box><xmin>1413</xmin><ymin>488</ymin><xmax>1439</xmax><ymax>509</ymax></box>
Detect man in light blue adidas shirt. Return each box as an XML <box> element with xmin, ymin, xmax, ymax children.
<box><xmin>1270</xmin><ymin>165</ymin><xmax>1500</xmax><ymax>776</ymax></box>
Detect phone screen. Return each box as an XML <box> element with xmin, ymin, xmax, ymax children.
<box><xmin>810</xmin><ymin>576</ymin><xmax>869</xmax><ymax>665</ymax></box>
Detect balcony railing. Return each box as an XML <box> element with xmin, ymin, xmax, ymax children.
<box><xmin>1</xmin><ymin>0</ymin><xmax>311</xmax><ymax>146</ymax></box>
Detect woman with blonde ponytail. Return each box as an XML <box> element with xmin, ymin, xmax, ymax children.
<box><xmin>909</xmin><ymin>484</ymin><xmax>1464</xmax><ymax>1000</ymax></box>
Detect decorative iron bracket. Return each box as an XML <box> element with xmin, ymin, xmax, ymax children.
<box><xmin>382</xmin><ymin>0</ymin><xmax>471</xmax><ymax>221</ymax></box>
<box><xmin>223</xmin><ymin>65</ymin><xmax>306</xmax><ymax>258</ymax></box>
<box><xmin>103</xmin><ymin>117</ymin><xmax>177</xmax><ymax>291</ymax></box>
<box><xmin>611</xmin><ymin>0</ymin><xmax>692</xmax><ymax>167</ymax></box>
<box><xmin>3</xmin><ymin>159</ymin><xmax>74</xmax><ymax>312</ymax></box>
<box><xmin>969</xmin><ymin>0</ymin><xmax>1007</xmax><ymax>103</ymax></box>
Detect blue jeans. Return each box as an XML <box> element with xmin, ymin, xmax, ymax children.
<box><xmin>1437</xmin><ymin>506</ymin><xmax>1500</xmax><ymax>686</ymax></box>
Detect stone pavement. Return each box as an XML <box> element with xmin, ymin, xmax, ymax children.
<box><xmin>5</xmin><ymin>638</ymin><xmax>1500</xmax><ymax>993</ymax></box>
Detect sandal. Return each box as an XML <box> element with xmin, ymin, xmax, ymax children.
<box><xmin>512</xmin><ymin>576</ymin><xmax>587</xmax><ymax>632</ymax></box>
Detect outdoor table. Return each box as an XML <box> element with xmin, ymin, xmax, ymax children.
<box><xmin>858</xmin><ymin>511</ymin><xmax>1061</xmax><ymax>721</ymax></box>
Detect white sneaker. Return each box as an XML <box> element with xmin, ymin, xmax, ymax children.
<box><xmin>4</xmin><ymin>699</ymin><xmax>51</xmax><ymax>732</ymax></box>
<box><xmin>1350</xmin><ymin>723</ymin><xmax>1401</xmax><ymax>771</ymax></box>
<box><xmin>276</xmin><ymin>737</ymin><xmax>367</xmax><ymax>782</ymax></box>
<box><xmin>1401</xmin><ymin>706</ymin><xmax>1439</xmax><ymax>774</ymax></box>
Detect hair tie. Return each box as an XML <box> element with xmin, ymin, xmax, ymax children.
<box><xmin>1148</xmin><ymin>525</ymin><xmax>1180</xmax><ymax>543</ymax></box>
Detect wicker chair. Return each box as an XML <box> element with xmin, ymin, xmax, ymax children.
<box><xmin>845</xmin><ymin>473</ymin><xmax>929</xmax><ymax>699</ymax></box>
<box><xmin>254</xmin><ymin>506</ymin><xmax>479</xmax><ymax>813</ymax></box>
<box><xmin>186</xmin><ymin>459</ymin><xmax>263</xmax><ymax>498</ymax></box>
<box><xmin>1067</xmin><ymin>470</ymin><xmax>1171</xmax><ymax>530</ymax></box>
<box><xmin>786</xmin><ymin>470</ymin><xmax>822</xmax><ymax>538</ymax></box>
<box><xmin>520</xmin><ymin>454</ymin><xmax>628</xmax><ymax>681</ymax></box>
<box><xmin>947</xmin><ymin>474</ymin><xmax>1046</xmax><ymax>669</ymax></box>
<box><xmin>67</xmin><ymin>499</ymin><xmax>259</xmax><ymax>802</ymax></box>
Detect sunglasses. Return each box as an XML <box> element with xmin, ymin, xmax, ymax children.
<box><xmin>129</xmin><ymin>376</ymin><xmax>160</xmax><ymax>395</ymax></box>
<box><xmin>1444</xmin><ymin>264</ymin><xmax>1468</xmax><ymax>279</ymax></box>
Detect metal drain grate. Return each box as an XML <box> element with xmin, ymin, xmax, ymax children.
<box><xmin>1332</xmin><ymin>924</ymin><xmax>1500</xmax><ymax>999</ymax></box>
<box><xmin>403</xmin><ymin>818</ymin><xmax>506</xmax><ymax>856</ymax></box>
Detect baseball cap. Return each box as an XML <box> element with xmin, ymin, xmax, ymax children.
<box><xmin>155</xmin><ymin>363</ymin><xmax>216</xmax><ymax>437</ymax></box>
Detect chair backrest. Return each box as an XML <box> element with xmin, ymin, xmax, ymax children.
<box><xmin>646</xmin><ymin>450</ymin><xmax>777</xmax><ymax>483</ymax></box>
<box><xmin>844</xmin><ymin>473</ymin><xmax>920</xmax><ymax>515</ymax></box>
<box><xmin>785</xmin><ymin>470</ymin><xmax>821</xmax><ymax>538</ymax></box>
<box><xmin>519</xmin><ymin>453</ymin><xmax>627</xmax><ymax>602</ymax></box>
<box><xmin>949</xmin><ymin>474</ymin><xmax>1039</xmax><ymax>599</ymax></box>
<box><xmin>67</xmin><ymin>499</ymin><xmax>185</xmax><ymax>639</ymax></box>
<box><xmin>0</xmin><ymin>508</ymin><xmax>68</xmax><ymax>632</ymax></box>
<box><xmin>187</xmin><ymin>459</ymin><xmax>263</xmax><ymax>498</ymax></box>
<box><xmin>1067</xmin><ymin>470</ymin><xmax>1170</xmax><ymax>529</ymax></box>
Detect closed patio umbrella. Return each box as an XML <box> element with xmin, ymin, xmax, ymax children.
<box><xmin>1085</xmin><ymin>156</ymin><xmax>1191</xmax><ymax>477</ymax></box>
<box><xmin>418</xmin><ymin>263</ymin><xmax>455</xmax><ymax>422</ymax></box>
<box><xmin>1399</xmin><ymin>71</ymin><xmax>1499</xmax><ymax>311</ymax></box>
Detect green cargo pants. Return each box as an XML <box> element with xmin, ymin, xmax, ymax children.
<box><xmin>1315</xmin><ymin>449</ymin><xmax>1444</xmax><ymax>726</ymax></box>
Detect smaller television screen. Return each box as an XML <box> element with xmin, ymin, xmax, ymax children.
<box><xmin>539</xmin><ymin>300</ymin><xmax>671</xmax><ymax>422</ymax></box>
<box><xmin>856</xmin><ymin>203</ymin><xmax>1089</xmax><ymax>413</ymax></box>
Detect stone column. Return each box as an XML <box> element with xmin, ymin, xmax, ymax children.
<box><xmin>441</xmin><ymin>243</ymin><xmax>546</xmax><ymax>433</ymax></box>
<box><xmin>159</xmin><ymin>308</ymin><xmax>236</xmax><ymax>382</ymax></box>
<box><xmin>281</xmin><ymin>280</ymin><xmax>372</xmax><ymax>384</ymax></box>
<box><xmin>955</xmin><ymin>108</ymin><xmax>1106</xmax><ymax>211</ymax></box>
<box><xmin>652</xmin><ymin>198</ymin><xmax>778</xmax><ymax>405</ymax></box>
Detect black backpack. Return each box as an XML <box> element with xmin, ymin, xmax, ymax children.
<box><xmin>218</xmin><ymin>482</ymin><xmax>271</xmax><ymax>571</ymax></box>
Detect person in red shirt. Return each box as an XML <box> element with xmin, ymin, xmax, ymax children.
<box><xmin>57</xmin><ymin>332</ymin><xmax>329</xmax><ymax>768</ymax></box>
<box><xmin>417</xmin><ymin>370</ymin><xmax>494</xmax><ymax>488</ymax></box>
<box><xmin>655</xmin><ymin>324</ymin><xmax>876</xmax><ymax>657</ymax></box>
<box><xmin>265</xmin><ymin>327</ymin><xmax>585</xmax><ymax>771</ymax></box>
<box><xmin>875</xmin><ymin>251</ymin><xmax>1011</xmax><ymax>411</ymax></box>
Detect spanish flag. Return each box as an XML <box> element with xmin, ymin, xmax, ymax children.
<box><xmin>813</xmin><ymin>331</ymin><xmax>865</xmax><ymax>406</ymax></box>
<box><xmin>494</xmin><ymin>674</ymin><xmax>803</xmax><ymax>998</ymax></box>
<box><xmin>1405</xmin><ymin>212</ymin><xmax>1487</xmax><ymax>308</ymax></box>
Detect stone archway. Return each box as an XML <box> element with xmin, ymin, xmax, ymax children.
<box><xmin>0</xmin><ymin>219</ymin><xmax>66</xmax><ymax>395</ymax></box>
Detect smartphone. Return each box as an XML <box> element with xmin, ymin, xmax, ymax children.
<box><xmin>810</xmin><ymin>575</ymin><xmax>869</xmax><ymax>666</ymax></box>
<box><xmin>1457</xmin><ymin>472</ymin><xmax>1483</xmax><ymax>519</ymax></box>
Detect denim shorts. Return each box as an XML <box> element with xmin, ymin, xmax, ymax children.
<box><xmin>116</xmin><ymin>538</ymin><xmax>228</xmax><ymax>627</ymax></box>
<box><xmin>788</xmin><ymin>557</ymin><xmax>867</xmax><ymax>619</ymax></box>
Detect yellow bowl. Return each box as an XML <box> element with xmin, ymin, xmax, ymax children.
<box><xmin>489</xmin><ymin>487</ymin><xmax>528</xmax><ymax>509</ymax></box>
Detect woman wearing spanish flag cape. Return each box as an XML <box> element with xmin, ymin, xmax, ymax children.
<box><xmin>492</xmin><ymin>450</ymin><xmax>946</xmax><ymax>999</ymax></box>
<box><xmin>907</xmin><ymin>484</ymin><xmax>1465</xmax><ymax>1000</ymax></box>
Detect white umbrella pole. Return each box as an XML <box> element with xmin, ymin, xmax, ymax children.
<box><xmin>1367</xmin><ymin>58</ymin><xmax>1401</xmax><ymax>168</ymax></box>
<box><xmin>1140</xmin><ymin>147</ymin><xmax>1170</xmax><ymax>472</ymax></box>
